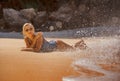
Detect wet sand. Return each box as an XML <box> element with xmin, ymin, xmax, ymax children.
<box><xmin>0</xmin><ymin>38</ymin><xmax>80</xmax><ymax>81</ymax></box>
<box><xmin>0</xmin><ymin>37</ymin><xmax>120</xmax><ymax>81</ymax></box>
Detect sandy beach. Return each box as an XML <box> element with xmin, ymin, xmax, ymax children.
<box><xmin>0</xmin><ymin>37</ymin><xmax>120</xmax><ymax>81</ymax></box>
<box><xmin>1</xmin><ymin>0</ymin><xmax>120</xmax><ymax>80</ymax></box>
<box><xmin>0</xmin><ymin>38</ymin><xmax>81</xmax><ymax>81</ymax></box>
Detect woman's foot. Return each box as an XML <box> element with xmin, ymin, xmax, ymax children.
<box><xmin>74</xmin><ymin>39</ymin><xmax>87</xmax><ymax>49</ymax></box>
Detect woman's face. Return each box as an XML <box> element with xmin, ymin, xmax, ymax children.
<box><xmin>24</xmin><ymin>24</ymin><xmax>34</xmax><ymax>37</ymax></box>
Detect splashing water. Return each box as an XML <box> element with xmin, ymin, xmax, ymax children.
<box><xmin>63</xmin><ymin>37</ymin><xmax>120</xmax><ymax>81</ymax></box>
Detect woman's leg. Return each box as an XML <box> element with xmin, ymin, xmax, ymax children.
<box><xmin>56</xmin><ymin>40</ymin><xmax>74</xmax><ymax>51</ymax></box>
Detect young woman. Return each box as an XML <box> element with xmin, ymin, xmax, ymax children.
<box><xmin>21</xmin><ymin>23</ymin><xmax>87</xmax><ymax>52</ymax></box>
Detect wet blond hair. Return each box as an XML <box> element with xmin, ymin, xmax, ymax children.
<box><xmin>22</xmin><ymin>23</ymin><xmax>35</xmax><ymax>37</ymax></box>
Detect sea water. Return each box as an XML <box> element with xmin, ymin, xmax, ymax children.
<box><xmin>63</xmin><ymin>37</ymin><xmax>120</xmax><ymax>81</ymax></box>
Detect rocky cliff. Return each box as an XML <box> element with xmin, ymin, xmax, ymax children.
<box><xmin>0</xmin><ymin>0</ymin><xmax>120</xmax><ymax>32</ymax></box>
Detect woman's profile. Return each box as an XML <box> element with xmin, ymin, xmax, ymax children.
<box><xmin>21</xmin><ymin>23</ymin><xmax>87</xmax><ymax>52</ymax></box>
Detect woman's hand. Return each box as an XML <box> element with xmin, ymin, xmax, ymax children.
<box><xmin>22</xmin><ymin>32</ymin><xmax>43</xmax><ymax>52</ymax></box>
<box><xmin>35</xmin><ymin>32</ymin><xmax>42</xmax><ymax>40</ymax></box>
<box><xmin>30</xmin><ymin>32</ymin><xmax>42</xmax><ymax>48</ymax></box>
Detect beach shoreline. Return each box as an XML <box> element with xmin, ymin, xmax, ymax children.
<box><xmin>0</xmin><ymin>37</ymin><xmax>120</xmax><ymax>81</ymax></box>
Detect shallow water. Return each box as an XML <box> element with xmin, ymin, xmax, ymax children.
<box><xmin>63</xmin><ymin>37</ymin><xmax>120</xmax><ymax>81</ymax></box>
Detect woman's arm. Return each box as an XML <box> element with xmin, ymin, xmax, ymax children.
<box><xmin>21</xmin><ymin>32</ymin><xmax>43</xmax><ymax>52</ymax></box>
<box><xmin>21</xmin><ymin>37</ymin><xmax>33</xmax><ymax>51</ymax></box>
<box><xmin>33</xmin><ymin>33</ymin><xmax>43</xmax><ymax>52</ymax></box>
<box><xmin>24</xmin><ymin>37</ymin><xmax>31</xmax><ymax>48</ymax></box>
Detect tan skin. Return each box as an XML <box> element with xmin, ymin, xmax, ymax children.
<box><xmin>21</xmin><ymin>24</ymin><xmax>87</xmax><ymax>52</ymax></box>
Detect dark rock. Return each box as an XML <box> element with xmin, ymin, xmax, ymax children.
<box><xmin>105</xmin><ymin>17</ymin><xmax>120</xmax><ymax>27</ymax></box>
<box><xmin>55</xmin><ymin>21</ymin><xmax>63</xmax><ymax>29</ymax></box>
<box><xmin>33</xmin><ymin>11</ymin><xmax>47</xmax><ymax>30</ymax></box>
<box><xmin>1</xmin><ymin>0</ymin><xmax>120</xmax><ymax>32</ymax></box>
<box><xmin>0</xmin><ymin>4</ymin><xmax>2</xmax><ymax>18</ymax></box>
<box><xmin>78</xmin><ymin>4</ymin><xmax>87</xmax><ymax>14</ymax></box>
<box><xmin>49</xmin><ymin>4</ymin><xmax>74</xmax><ymax>22</ymax></box>
<box><xmin>20</xmin><ymin>8</ymin><xmax>36</xmax><ymax>21</ymax></box>
<box><xmin>0</xmin><ymin>18</ymin><xmax>5</xmax><ymax>31</ymax></box>
<box><xmin>3</xmin><ymin>8</ymin><xmax>29</xmax><ymax>32</ymax></box>
<box><xmin>66</xmin><ymin>3</ymin><xmax>90</xmax><ymax>29</ymax></box>
<box><xmin>38</xmin><ymin>20</ymin><xmax>63</xmax><ymax>31</ymax></box>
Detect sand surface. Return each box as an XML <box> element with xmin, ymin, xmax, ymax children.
<box><xmin>0</xmin><ymin>37</ymin><xmax>120</xmax><ymax>81</ymax></box>
<box><xmin>0</xmin><ymin>38</ymin><xmax>80</xmax><ymax>81</ymax></box>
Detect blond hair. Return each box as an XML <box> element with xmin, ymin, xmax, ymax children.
<box><xmin>22</xmin><ymin>23</ymin><xmax>35</xmax><ymax>37</ymax></box>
